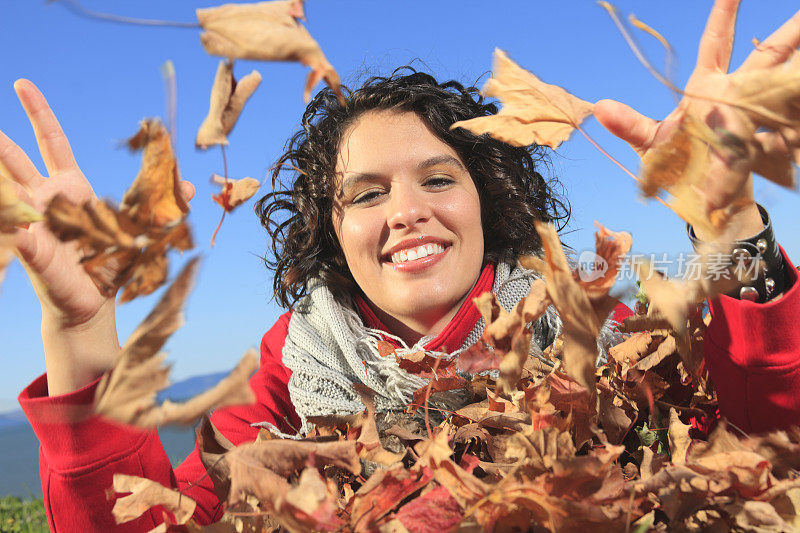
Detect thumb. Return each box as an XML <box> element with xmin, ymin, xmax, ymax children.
<box><xmin>594</xmin><ymin>99</ymin><xmax>659</xmax><ymax>156</ymax></box>
<box><xmin>179</xmin><ymin>180</ymin><xmax>195</xmax><ymax>202</ymax></box>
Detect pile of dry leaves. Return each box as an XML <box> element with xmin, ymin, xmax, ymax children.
<box><xmin>90</xmin><ymin>218</ymin><xmax>799</xmax><ymax>532</ymax></box>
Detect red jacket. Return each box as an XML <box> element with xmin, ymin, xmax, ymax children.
<box><xmin>18</xmin><ymin>257</ymin><xmax>800</xmax><ymax>531</ymax></box>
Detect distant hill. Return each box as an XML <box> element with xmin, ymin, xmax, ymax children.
<box><xmin>0</xmin><ymin>371</ymin><xmax>229</xmax><ymax>431</ymax></box>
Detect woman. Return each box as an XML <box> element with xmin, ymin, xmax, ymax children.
<box><xmin>8</xmin><ymin>0</ymin><xmax>800</xmax><ymax>529</ymax></box>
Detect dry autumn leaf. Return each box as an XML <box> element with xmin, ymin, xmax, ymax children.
<box><xmin>45</xmin><ymin>194</ymin><xmax>193</xmax><ymax>302</ymax></box>
<box><xmin>450</xmin><ymin>49</ymin><xmax>594</xmax><ymax>149</ymax></box>
<box><xmin>123</xmin><ymin>119</ymin><xmax>190</xmax><ymax>228</ymax></box>
<box><xmin>42</xmin><ymin>118</ymin><xmax>194</xmax><ymax>302</ymax></box>
<box><xmin>196</xmin><ymin>61</ymin><xmax>262</xmax><ymax>149</ymax></box>
<box><xmin>196</xmin><ymin>0</ymin><xmax>345</xmax><ymax>105</ymax></box>
<box><xmin>112</xmin><ymin>474</ymin><xmax>196</xmax><ymax>527</ymax></box>
<box><xmin>211</xmin><ymin>174</ymin><xmax>261</xmax><ymax>212</ymax></box>
<box><xmin>94</xmin><ymin>258</ymin><xmax>259</xmax><ymax>427</ymax></box>
<box><xmin>579</xmin><ymin>222</ymin><xmax>633</xmax><ymax>300</ymax></box>
<box><xmin>520</xmin><ymin>222</ymin><xmax>608</xmax><ymax>408</ymax></box>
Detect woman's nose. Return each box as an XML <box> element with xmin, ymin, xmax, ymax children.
<box><xmin>385</xmin><ymin>185</ymin><xmax>431</xmax><ymax>229</ymax></box>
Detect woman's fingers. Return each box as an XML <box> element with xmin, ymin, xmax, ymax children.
<box><xmin>593</xmin><ymin>99</ymin><xmax>659</xmax><ymax>157</ymax></box>
<box><xmin>0</xmin><ymin>129</ymin><xmax>44</xmax><ymax>191</ymax></box>
<box><xmin>14</xmin><ymin>79</ymin><xmax>78</xmax><ymax>176</ymax></box>
<box><xmin>740</xmin><ymin>9</ymin><xmax>800</xmax><ymax>71</ymax></box>
<box><xmin>179</xmin><ymin>180</ymin><xmax>195</xmax><ymax>202</ymax></box>
<box><xmin>696</xmin><ymin>0</ymin><xmax>740</xmax><ymax>73</ymax></box>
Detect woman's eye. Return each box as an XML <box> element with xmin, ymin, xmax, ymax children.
<box><xmin>425</xmin><ymin>176</ymin><xmax>454</xmax><ymax>188</ymax></box>
<box><xmin>352</xmin><ymin>190</ymin><xmax>383</xmax><ymax>204</ymax></box>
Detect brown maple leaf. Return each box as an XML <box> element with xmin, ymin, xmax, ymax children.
<box><xmin>196</xmin><ymin>61</ymin><xmax>262</xmax><ymax>149</ymax></box>
<box><xmin>451</xmin><ymin>49</ymin><xmax>594</xmax><ymax>149</ymax></box>
<box><xmin>111</xmin><ymin>474</ymin><xmax>196</xmax><ymax>526</ymax></box>
<box><xmin>196</xmin><ymin>0</ymin><xmax>345</xmax><ymax>106</ymax></box>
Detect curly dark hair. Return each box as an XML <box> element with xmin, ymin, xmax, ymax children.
<box><xmin>255</xmin><ymin>67</ymin><xmax>571</xmax><ymax>309</ymax></box>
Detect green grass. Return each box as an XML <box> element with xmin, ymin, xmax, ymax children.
<box><xmin>0</xmin><ymin>496</ymin><xmax>48</xmax><ymax>533</ymax></box>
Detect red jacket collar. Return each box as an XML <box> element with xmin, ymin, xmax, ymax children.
<box><xmin>354</xmin><ymin>262</ymin><xmax>496</xmax><ymax>352</ymax></box>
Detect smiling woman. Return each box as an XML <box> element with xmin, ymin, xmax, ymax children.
<box><xmin>7</xmin><ymin>0</ymin><xmax>800</xmax><ymax>529</ymax></box>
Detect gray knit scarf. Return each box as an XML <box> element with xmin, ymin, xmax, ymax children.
<box><xmin>279</xmin><ymin>261</ymin><xmax>622</xmax><ymax>431</ymax></box>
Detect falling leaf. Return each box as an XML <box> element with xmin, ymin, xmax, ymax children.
<box><xmin>211</xmin><ymin>174</ymin><xmax>261</xmax><ymax>212</ymax></box>
<box><xmin>94</xmin><ymin>259</ymin><xmax>259</xmax><ymax>427</ymax></box>
<box><xmin>0</xmin><ymin>175</ymin><xmax>42</xmax><ymax>231</ymax></box>
<box><xmin>450</xmin><ymin>49</ymin><xmax>594</xmax><ymax>149</ymax></box>
<box><xmin>196</xmin><ymin>61</ymin><xmax>262</xmax><ymax>149</ymax></box>
<box><xmin>44</xmin><ymin>117</ymin><xmax>195</xmax><ymax>302</ymax></box>
<box><xmin>123</xmin><ymin>119</ymin><xmax>189</xmax><ymax>228</ymax></box>
<box><xmin>580</xmin><ymin>223</ymin><xmax>632</xmax><ymax>300</ymax></box>
<box><xmin>45</xmin><ymin>193</ymin><xmax>193</xmax><ymax>302</ymax></box>
<box><xmin>196</xmin><ymin>0</ymin><xmax>345</xmax><ymax>105</ymax></box>
<box><xmin>97</xmin><ymin>347</ymin><xmax>257</xmax><ymax>429</ymax></box>
<box><xmin>112</xmin><ymin>473</ymin><xmax>196</xmax><ymax>526</ymax></box>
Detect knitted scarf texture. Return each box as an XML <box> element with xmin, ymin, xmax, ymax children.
<box><xmin>281</xmin><ymin>261</ymin><xmax>622</xmax><ymax>431</ymax></box>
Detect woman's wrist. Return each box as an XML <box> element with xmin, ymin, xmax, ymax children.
<box><xmin>41</xmin><ymin>301</ymin><xmax>121</xmax><ymax>396</ymax></box>
<box><xmin>687</xmin><ymin>203</ymin><xmax>787</xmax><ymax>303</ymax></box>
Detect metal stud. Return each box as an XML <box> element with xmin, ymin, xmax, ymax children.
<box><xmin>731</xmin><ymin>248</ymin><xmax>752</xmax><ymax>268</ymax></box>
<box><xmin>765</xmin><ymin>277</ymin><xmax>775</xmax><ymax>295</ymax></box>
<box><xmin>756</xmin><ymin>238</ymin><xmax>768</xmax><ymax>255</ymax></box>
<box><xmin>739</xmin><ymin>286</ymin><xmax>759</xmax><ymax>301</ymax></box>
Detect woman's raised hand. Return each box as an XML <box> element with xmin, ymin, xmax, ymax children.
<box><xmin>1</xmin><ymin>80</ymin><xmax>195</xmax><ymax>394</ymax></box>
<box><xmin>593</xmin><ymin>0</ymin><xmax>800</xmax><ymax>242</ymax></box>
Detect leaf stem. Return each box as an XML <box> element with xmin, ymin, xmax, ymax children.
<box><xmin>210</xmin><ymin>145</ymin><xmax>230</xmax><ymax>247</ymax></box>
<box><xmin>576</xmin><ymin>125</ymin><xmax>672</xmax><ymax>210</ymax></box>
<box><xmin>53</xmin><ymin>0</ymin><xmax>201</xmax><ymax>28</ymax></box>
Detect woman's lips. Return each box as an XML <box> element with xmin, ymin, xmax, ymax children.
<box><xmin>385</xmin><ymin>245</ymin><xmax>449</xmax><ymax>273</ymax></box>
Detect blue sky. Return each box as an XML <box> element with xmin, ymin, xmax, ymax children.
<box><xmin>1</xmin><ymin>1</ymin><xmax>797</xmax><ymax>411</ymax></box>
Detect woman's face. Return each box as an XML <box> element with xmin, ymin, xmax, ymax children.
<box><xmin>332</xmin><ymin>110</ymin><xmax>484</xmax><ymax>338</ymax></box>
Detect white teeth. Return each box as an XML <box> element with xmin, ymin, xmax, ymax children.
<box><xmin>390</xmin><ymin>243</ymin><xmax>447</xmax><ymax>264</ymax></box>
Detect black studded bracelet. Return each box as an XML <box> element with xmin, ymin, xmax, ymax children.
<box><xmin>687</xmin><ymin>204</ymin><xmax>787</xmax><ymax>303</ymax></box>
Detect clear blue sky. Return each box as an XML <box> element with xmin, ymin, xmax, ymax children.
<box><xmin>1</xmin><ymin>1</ymin><xmax>797</xmax><ymax>411</ymax></box>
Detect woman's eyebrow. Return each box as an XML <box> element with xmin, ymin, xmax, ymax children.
<box><xmin>418</xmin><ymin>154</ymin><xmax>466</xmax><ymax>171</ymax></box>
<box><xmin>340</xmin><ymin>155</ymin><xmax>465</xmax><ymax>194</ymax></box>
<box><xmin>340</xmin><ymin>172</ymin><xmax>380</xmax><ymax>195</ymax></box>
